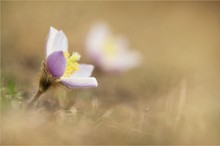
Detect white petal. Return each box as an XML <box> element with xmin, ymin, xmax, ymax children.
<box><xmin>85</xmin><ymin>23</ymin><xmax>110</xmax><ymax>59</ymax></box>
<box><xmin>115</xmin><ymin>36</ymin><xmax>129</xmax><ymax>53</ymax></box>
<box><xmin>116</xmin><ymin>51</ymin><xmax>142</xmax><ymax>71</ymax></box>
<box><xmin>61</xmin><ymin>77</ymin><xmax>98</xmax><ymax>88</ymax></box>
<box><xmin>46</xmin><ymin>27</ymin><xmax>58</xmax><ymax>56</ymax></box>
<box><xmin>73</xmin><ymin>64</ymin><xmax>94</xmax><ymax>77</ymax></box>
<box><xmin>46</xmin><ymin>26</ymin><xmax>68</xmax><ymax>57</ymax></box>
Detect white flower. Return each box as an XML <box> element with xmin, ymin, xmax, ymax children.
<box><xmin>27</xmin><ymin>26</ymin><xmax>98</xmax><ymax>108</ymax></box>
<box><xmin>45</xmin><ymin>26</ymin><xmax>98</xmax><ymax>89</ymax></box>
<box><xmin>85</xmin><ymin>23</ymin><xmax>142</xmax><ymax>73</ymax></box>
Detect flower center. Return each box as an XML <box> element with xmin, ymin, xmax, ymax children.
<box><xmin>63</xmin><ymin>51</ymin><xmax>81</xmax><ymax>77</ymax></box>
<box><xmin>102</xmin><ymin>37</ymin><xmax>117</xmax><ymax>58</ymax></box>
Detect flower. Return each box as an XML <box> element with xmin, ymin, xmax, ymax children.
<box><xmin>43</xmin><ymin>26</ymin><xmax>98</xmax><ymax>90</ymax></box>
<box><xmin>27</xmin><ymin>27</ymin><xmax>98</xmax><ymax>107</ymax></box>
<box><xmin>85</xmin><ymin>23</ymin><xmax>142</xmax><ymax>73</ymax></box>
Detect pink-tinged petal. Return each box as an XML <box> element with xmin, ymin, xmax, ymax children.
<box><xmin>73</xmin><ymin>64</ymin><xmax>94</xmax><ymax>77</ymax></box>
<box><xmin>47</xmin><ymin>51</ymin><xmax>66</xmax><ymax>77</ymax></box>
<box><xmin>46</xmin><ymin>27</ymin><xmax>68</xmax><ymax>57</ymax></box>
<box><xmin>115</xmin><ymin>51</ymin><xmax>142</xmax><ymax>71</ymax></box>
<box><xmin>60</xmin><ymin>77</ymin><xmax>98</xmax><ymax>88</ymax></box>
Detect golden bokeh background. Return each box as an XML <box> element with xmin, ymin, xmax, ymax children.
<box><xmin>1</xmin><ymin>1</ymin><xmax>220</xmax><ymax>145</ymax></box>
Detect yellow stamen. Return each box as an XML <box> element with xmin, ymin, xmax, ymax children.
<box><xmin>102</xmin><ymin>37</ymin><xmax>117</xmax><ymax>57</ymax></box>
<box><xmin>63</xmin><ymin>51</ymin><xmax>81</xmax><ymax>77</ymax></box>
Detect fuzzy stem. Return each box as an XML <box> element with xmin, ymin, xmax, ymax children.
<box><xmin>26</xmin><ymin>90</ymin><xmax>42</xmax><ymax>108</ymax></box>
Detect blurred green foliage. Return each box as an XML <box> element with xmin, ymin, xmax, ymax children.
<box><xmin>1</xmin><ymin>77</ymin><xmax>24</xmax><ymax>112</ymax></box>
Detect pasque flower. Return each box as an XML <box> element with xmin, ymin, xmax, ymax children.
<box><xmin>27</xmin><ymin>27</ymin><xmax>98</xmax><ymax>107</ymax></box>
<box><xmin>85</xmin><ymin>23</ymin><xmax>142</xmax><ymax>73</ymax></box>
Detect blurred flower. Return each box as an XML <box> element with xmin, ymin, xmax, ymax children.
<box><xmin>27</xmin><ymin>27</ymin><xmax>98</xmax><ymax>107</ymax></box>
<box><xmin>85</xmin><ymin>23</ymin><xmax>142</xmax><ymax>73</ymax></box>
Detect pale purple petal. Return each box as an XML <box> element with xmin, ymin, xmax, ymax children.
<box><xmin>73</xmin><ymin>64</ymin><xmax>94</xmax><ymax>77</ymax></box>
<box><xmin>60</xmin><ymin>77</ymin><xmax>98</xmax><ymax>88</ymax></box>
<box><xmin>46</xmin><ymin>27</ymin><xmax>68</xmax><ymax>57</ymax></box>
<box><xmin>47</xmin><ymin>51</ymin><xmax>66</xmax><ymax>77</ymax></box>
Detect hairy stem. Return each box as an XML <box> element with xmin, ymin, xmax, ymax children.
<box><xmin>26</xmin><ymin>90</ymin><xmax>42</xmax><ymax>108</ymax></box>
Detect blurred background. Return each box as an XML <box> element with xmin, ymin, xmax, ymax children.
<box><xmin>1</xmin><ymin>1</ymin><xmax>220</xmax><ymax>145</ymax></box>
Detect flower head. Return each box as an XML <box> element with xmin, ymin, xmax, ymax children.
<box><xmin>40</xmin><ymin>27</ymin><xmax>98</xmax><ymax>93</ymax></box>
<box><xmin>85</xmin><ymin>23</ymin><xmax>142</xmax><ymax>73</ymax></box>
<box><xmin>26</xmin><ymin>27</ymin><xmax>98</xmax><ymax>108</ymax></box>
